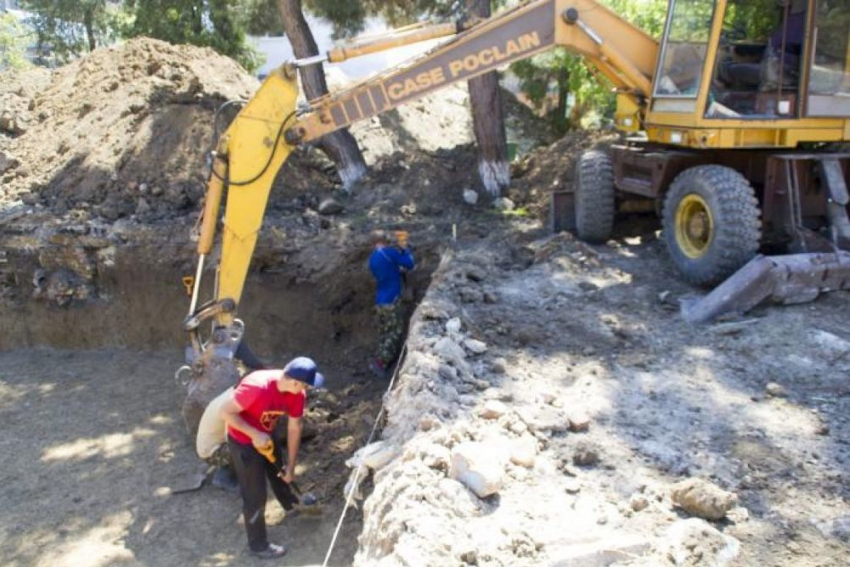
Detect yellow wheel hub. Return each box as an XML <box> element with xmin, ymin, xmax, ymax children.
<box><xmin>675</xmin><ymin>194</ymin><xmax>713</xmax><ymax>259</ymax></box>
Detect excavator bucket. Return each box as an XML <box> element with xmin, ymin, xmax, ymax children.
<box><xmin>681</xmin><ymin>252</ymin><xmax>850</xmax><ymax>324</ymax></box>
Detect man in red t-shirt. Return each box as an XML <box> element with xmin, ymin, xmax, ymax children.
<box><xmin>219</xmin><ymin>356</ymin><xmax>325</xmax><ymax>559</ymax></box>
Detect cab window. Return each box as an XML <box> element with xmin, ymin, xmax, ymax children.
<box><xmin>707</xmin><ymin>0</ymin><xmax>806</xmax><ymax>118</ymax></box>
<box><xmin>807</xmin><ymin>0</ymin><xmax>850</xmax><ymax>116</ymax></box>
<box><xmin>655</xmin><ymin>0</ymin><xmax>717</xmax><ymax>98</ymax></box>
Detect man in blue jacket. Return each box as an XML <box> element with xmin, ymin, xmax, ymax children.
<box><xmin>368</xmin><ymin>229</ymin><xmax>415</xmax><ymax>378</ymax></box>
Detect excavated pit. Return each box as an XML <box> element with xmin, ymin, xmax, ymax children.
<box><xmin>0</xmin><ymin>227</ymin><xmax>441</xmax><ymax>566</ymax></box>
<box><xmin>0</xmin><ymin>37</ymin><xmax>533</xmax><ymax>566</ymax></box>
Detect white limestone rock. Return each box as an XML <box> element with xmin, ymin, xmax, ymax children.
<box><xmin>433</xmin><ymin>337</ymin><xmax>467</xmax><ymax>365</ymax></box>
<box><xmin>479</xmin><ymin>400</ymin><xmax>508</xmax><ymax>419</ymax></box>
<box><xmin>450</xmin><ymin>441</ymin><xmax>505</xmax><ymax>498</ymax></box>
<box><xmin>464</xmin><ymin>339</ymin><xmax>488</xmax><ymax>355</ymax></box>
<box><xmin>510</xmin><ymin>435</ymin><xmax>538</xmax><ymax>468</ymax></box>
<box><xmin>445</xmin><ymin>317</ymin><xmax>462</xmax><ymax>334</ymax></box>
<box><xmin>659</xmin><ymin>519</ymin><xmax>740</xmax><ymax>566</ymax></box>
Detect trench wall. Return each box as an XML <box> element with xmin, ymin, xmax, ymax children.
<box><xmin>0</xmin><ymin>234</ymin><xmax>437</xmax><ymax>364</ymax></box>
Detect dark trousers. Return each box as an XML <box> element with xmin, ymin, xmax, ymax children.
<box><xmin>375</xmin><ymin>300</ymin><xmax>404</xmax><ymax>366</ymax></box>
<box><xmin>228</xmin><ymin>436</ymin><xmax>298</xmax><ymax>552</ymax></box>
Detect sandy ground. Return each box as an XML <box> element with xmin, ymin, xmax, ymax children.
<box><xmin>0</xmin><ymin>349</ymin><xmax>376</xmax><ymax>567</ymax></box>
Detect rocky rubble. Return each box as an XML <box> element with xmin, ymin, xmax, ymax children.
<box><xmin>348</xmin><ymin>230</ymin><xmax>849</xmax><ymax>567</ymax></box>
<box><xmin>350</xmin><ymin>238</ymin><xmax>627</xmax><ymax>566</ymax></box>
<box><xmin>653</xmin><ymin>519</ymin><xmax>740</xmax><ymax>567</ymax></box>
<box><xmin>0</xmin><ymin>149</ymin><xmax>18</xmax><ymax>175</ymax></box>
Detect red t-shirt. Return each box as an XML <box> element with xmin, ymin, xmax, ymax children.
<box><xmin>227</xmin><ymin>370</ymin><xmax>306</xmax><ymax>445</ymax></box>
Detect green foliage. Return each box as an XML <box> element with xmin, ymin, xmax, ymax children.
<box><xmin>306</xmin><ymin>0</ymin><xmax>369</xmax><ymax>39</ymax></box>
<box><xmin>0</xmin><ymin>13</ymin><xmax>32</xmax><ymax>70</ymax></box>
<box><xmin>125</xmin><ymin>0</ymin><xmax>265</xmax><ymax>73</ymax></box>
<box><xmin>300</xmin><ymin>0</ymin><xmax>457</xmax><ymax>40</ymax></box>
<box><xmin>722</xmin><ymin>0</ymin><xmax>780</xmax><ymax>42</ymax></box>
<box><xmin>501</xmin><ymin>206</ymin><xmax>530</xmax><ymax>217</ymax></box>
<box><xmin>509</xmin><ymin>0</ymin><xmax>667</xmax><ymax>132</ymax></box>
<box><xmin>618</xmin><ymin>0</ymin><xmax>672</xmax><ymax>38</ymax></box>
<box><xmin>236</xmin><ymin>0</ymin><xmax>285</xmax><ymax>36</ymax></box>
<box><xmin>21</xmin><ymin>0</ymin><xmax>123</xmax><ymax>59</ymax></box>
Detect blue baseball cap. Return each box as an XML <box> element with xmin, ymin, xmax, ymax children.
<box><xmin>284</xmin><ymin>356</ymin><xmax>325</xmax><ymax>388</ymax></box>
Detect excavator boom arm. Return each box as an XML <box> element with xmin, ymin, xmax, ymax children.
<box><xmin>189</xmin><ymin>0</ymin><xmax>658</xmax><ymax>329</ymax></box>
<box><xmin>287</xmin><ymin>0</ymin><xmax>658</xmax><ymax>145</ymax></box>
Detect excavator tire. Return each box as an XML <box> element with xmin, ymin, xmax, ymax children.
<box><xmin>575</xmin><ymin>150</ymin><xmax>615</xmax><ymax>243</ymax></box>
<box><xmin>662</xmin><ymin>165</ymin><xmax>761</xmax><ymax>287</ymax></box>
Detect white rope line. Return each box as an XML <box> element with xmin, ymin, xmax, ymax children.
<box><xmin>320</xmin><ymin>342</ymin><xmax>408</xmax><ymax>567</ymax></box>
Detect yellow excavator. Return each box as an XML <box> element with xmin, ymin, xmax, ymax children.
<box><xmin>176</xmin><ymin>0</ymin><xmax>850</xmax><ymax>433</ymax></box>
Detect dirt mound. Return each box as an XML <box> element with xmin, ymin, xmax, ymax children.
<box><xmin>347</xmin><ymin>84</ymin><xmax>557</xmax><ymax>166</ymax></box>
<box><xmin>270</xmin><ymin>86</ymin><xmax>556</xmax><ymax>219</ymax></box>
<box><xmin>0</xmin><ymin>67</ymin><xmax>52</xmax><ymax>137</ymax></box>
<box><xmin>350</xmin><ymin>83</ymin><xmax>474</xmax><ymax>163</ymax></box>
<box><xmin>0</xmin><ymin>38</ymin><xmax>258</xmax><ymax>221</ymax></box>
<box><xmin>1</xmin><ymin>37</ymin><xmax>558</xmax><ymax>225</ymax></box>
<box><xmin>510</xmin><ymin>129</ymin><xmax>620</xmax><ymax>217</ymax></box>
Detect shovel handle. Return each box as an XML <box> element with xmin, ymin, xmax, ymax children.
<box><xmin>256</xmin><ymin>441</ymin><xmax>301</xmax><ymax>494</ymax></box>
<box><xmin>256</xmin><ymin>440</ymin><xmax>276</xmax><ymax>463</ymax></box>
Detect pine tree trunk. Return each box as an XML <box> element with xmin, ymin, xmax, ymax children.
<box><xmin>465</xmin><ymin>0</ymin><xmax>509</xmax><ymax>198</ymax></box>
<box><xmin>193</xmin><ymin>5</ymin><xmax>203</xmax><ymax>36</ymax></box>
<box><xmin>555</xmin><ymin>66</ymin><xmax>569</xmax><ymax>133</ymax></box>
<box><xmin>276</xmin><ymin>0</ymin><xmax>367</xmax><ymax>191</ymax></box>
<box><xmin>84</xmin><ymin>9</ymin><xmax>96</xmax><ymax>52</ymax></box>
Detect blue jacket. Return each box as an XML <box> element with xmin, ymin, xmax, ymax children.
<box><xmin>369</xmin><ymin>246</ymin><xmax>415</xmax><ymax>305</ymax></box>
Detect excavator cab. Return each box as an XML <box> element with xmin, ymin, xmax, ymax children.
<box><xmin>804</xmin><ymin>0</ymin><xmax>850</xmax><ymax>116</ymax></box>
<box><xmin>638</xmin><ymin>0</ymin><xmax>850</xmax><ymax>143</ymax></box>
<box><xmin>653</xmin><ymin>0</ymin><xmax>817</xmax><ymax>118</ymax></box>
<box><xmin>706</xmin><ymin>0</ymin><xmax>850</xmax><ymax>120</ymax></box>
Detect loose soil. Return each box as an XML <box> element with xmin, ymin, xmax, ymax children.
<box><xmin>0</xmin><ymin>349</ymin><xmax>371</xmax><ymax>567</ymax></box>
<box><xmin>1</xmin><ymin>38</ymin><xmax>848</xmax><ymax>567</ymax></box>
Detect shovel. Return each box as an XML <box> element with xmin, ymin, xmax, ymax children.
<box><xmin>257</xmin><ymin>441</ymin><xmax>322</xmax><ymax>514</ymax></box>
